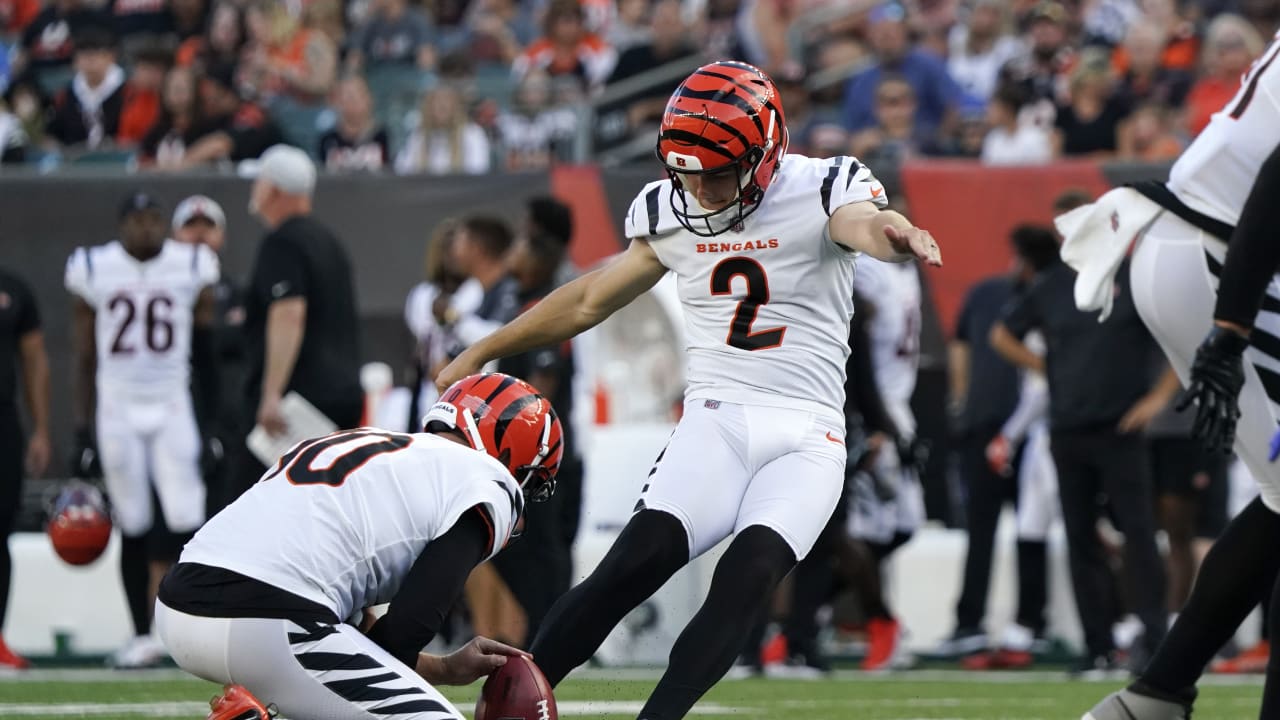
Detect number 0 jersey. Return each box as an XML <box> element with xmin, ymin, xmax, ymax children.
<box><xmin>624</xmin><ymin>154</ymin><xmax>888</xmax><ymax>419</ymax></box>
<box><xmin>1169</xmin><ymin>30</ymin><xmax>1280</xmax><ymax>226</ymax></box>
<box><xmin>180</xmin><ymin>430</ymin><xmax>522</xmax><ymax>624</ymax></box>
<box><xmin>64</xmin><ymin>240</ymin><xmax>219</xmax><ymax>399</ymax></box>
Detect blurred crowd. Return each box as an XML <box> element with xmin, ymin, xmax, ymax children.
<box><xmin>2</xmin><ymin>0</ymin><xmax>1278</xmax><ymax>172</ymax></box>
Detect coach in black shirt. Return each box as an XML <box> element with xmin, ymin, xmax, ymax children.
<box><xmin>233</xmin><ymin>145</ymin><xmax>362</xmax><ymax>498</ymax></box>
<box><xmin>991</xmin><ymin>233</ymin><xmax>1177</xmax><ymax>673</ymax></box>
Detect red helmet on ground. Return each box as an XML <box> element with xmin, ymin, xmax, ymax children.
<box><xmin>425</xmin><ymin>373</ymin><xmax>563</xmax><ymax>502</ymax></box>
<box><xmin>656</xmin><ymin>60</ymin><xmax>789</xmax><ymax>236</ymax></box>
<box><xmin>47</xmin><ymin>481</ymin><xmax>112</xmax><ymax>566</ymax></box>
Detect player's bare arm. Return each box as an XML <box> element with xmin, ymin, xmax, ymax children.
<box><xmin>437</xmin><ymin>239</ymin><xmax>667</xmax><ymax>390</ymax></box>
<box><xmin>259</xmin><ymin>297</ymin><xmax>306</xmax><ymax>436</ymax></box>
<box><xmin>70</xmin><ymin>298</ymin><xmax>96</xmax><ymax>429</ymax></box>
<box><xmin>828</xmin><ymin>201</ymin><xmax>943</xmax><ymax>266</ymax></box>
<box><xmin>19</xmin><ymin>327</ymin><xmax>51</xmax><ymax>476</ymax></box>
<box><xmin>989</xmin><ymin>321</ymin><xmax>1045</xmax><ymax>374</ymax></box>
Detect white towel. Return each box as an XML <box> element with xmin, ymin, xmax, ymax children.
<box><xmin>1054</xmin><ymin>186</ymin><xmax>1163</xmax><ymax>321</ymax></box>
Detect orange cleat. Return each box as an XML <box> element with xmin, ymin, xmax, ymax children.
<box><xmin>961</xmin><ymin>648</ymin><xmax>1034</xmax><ymax>670</ymax></box>
<box><xmin>0</xmin><ymin>636</ymin><xmax>29</xmax><ymax>670</ymax></box>
<box><xmin>861</xmin><ymin>617</ymin><xmax>902</xmax><ymax>671</ymax></box>
<box><xmin>207</xmin><ymin>684</ymin><xmax>276</xmax><ymax>720</ymax></box>
<box><xmin>1211</xmin><ymin>640</ymin><xmax>1270</xmax><ymax>674</ymax></box>
<box><xmin>759</xmin><ymin>633</ymin><xmax>789</xmax><ymax>667</ymax></box>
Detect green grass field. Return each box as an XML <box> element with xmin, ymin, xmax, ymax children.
<box><xmin>0</xmin><ymin>668</ymin><xmax>1263</xmax><ymax>719</ymax></box>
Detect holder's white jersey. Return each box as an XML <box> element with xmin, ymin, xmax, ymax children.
<box><xmin>1169</xmin><ymin>30</ymin><xmax>1280</xmax><ymax>226</ymax></box>
<box><xmin>64</xmin><ymin>240</ymin><xmax>219</xmax><ymax>399</ymax></box>
<box><xmin>853</xmin><ymin>258</ymin><xmax>922</xmax><ymax>410</ymax></box>
<box><xmin>180</xmin><ymin>430</ymin><xmax>522</xmax><ymax>624</ymax></box>
<box><xmin>624</xmin><ymin>154</ymin><xmax>888</xmax><ymax>419</ymax></box>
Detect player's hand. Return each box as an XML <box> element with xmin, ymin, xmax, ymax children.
<box><xmin>69</xmin><ymin>427</ymin><xmax>102</xmax><ymax>479</ymax></box>
<box><xmin>257</xmin><ymin>395</ymin><xmax>288</xmax><ymax>437</ymax></box>
<box><xmin>1176</xmin><ymin>326</ymin><xmax>1249</xmax><ymax>453</ymax></box>
<box><xmin>985</xmin><ymin>434</ymin><xmax>1013</xmax><ymax>477</ymax></box>
<box><xmin>25</xmin><ymin>430</ymin><xmax>50</xmax><ymax>477</ymax></box>
<box><xmin>1118</xmin><ymin>392</ymin><xmax>1167</xmax><ymax>434</ymax></box>
<box><xmin>436</xmin><ymin>352</ymin><xmax>482</xmax><ymax>393</ymax></box>
<box><xmin>438</xmin><ymin>636</ymin><xmax>531</xmax><ymax>685</ymax></box>
<box><xmin>884</xmin><ymin>225</ymin><xmax>943</xmax><ymax>267</ymax></box>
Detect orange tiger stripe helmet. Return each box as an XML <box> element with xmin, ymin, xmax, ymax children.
<box><xmin>424</xmin><ymin>373</ymin><xmax>563</xmax><ymax>502</ymax></box>
<box><xmin>656</xmin><ymin>60</ymin><xmax>789</xmax><ymax>236</ymax></box>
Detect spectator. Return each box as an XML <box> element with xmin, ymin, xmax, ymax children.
<box><xmin>343</xmin><ymin>0</ymin><xmax>435</xmax><ymax>73</ymax></box>
<box><xmin>935</xmin><ymin>225</ymin><xmax>1059</xmax><ymax>664</ymax></box>
<box><xmin>175</xmin><ymin>1</ymin><xmax>245</xmax><ymax>70</ymax></box>
<box><xmin>394</xmin><ymin>84</ymin><xmax>490</xmax><ymax>175</ymax></box>
<box><xmin>169</xmin><ymin>0</ymin><xmax>207</xmax><ymax>42</ymax></box>
<box><xmin>496</xmin><ymin>69</ymin><xmax>576</xmax><ymax>171</ymax></box>
<box><xmin>849</xmin><ymin>75</ymin><xmax>936</xmax><ymax>167</ymax></box>
<box><xmin>0</xmin><ymin>265</ymin><xmax>50</xmax><ymax>670</ymax></box>
<box><xmin>2</xmin><ymin>75</ymin><xmax>45</xmax><ymax>148</ymax></box>
<box><xmin>597</xmin><ymin>0</ymin><xmax>696</xmax><ymax>147</ymax></box>
<box><xmin>1117</xmin><ymin>103</ymin><xmax>1182</xmax><ymax>161</ymax></box>
<box><xmin>103</xmin><ymin>0</ymin><xmax>174</xmax><ymax>53</ymax></box>
<box><xmin>116</xmin><ymin>44</ymin><xmax>168</xmax><ymax>143</ymax></box>
<box><xmin>607</xmin><ymin>0</ymin><xmax>650</xmax><ymax>52</ymax></box>
<box><xmin>841</xmin><ymin>2</ymin><xmax>965</xmax><ymax>138</ymax></box>
<box><xmin>998</xmin><ymin>1</ymin><xmax>1073</xmax><ymax>110</ymax></box>
<box><xmin>947</xmin><ymin>0</ymin><xmax>1024</xmax><ymax>103</ymax></box>
<box><xmin>1</xmin><ymin>0</ymin><xmax>39</xmax><ymax>38</ymax></box>
<box><xmin>232</xmin><ymin>145</ymin><xmax>363</xmax><ymax>499</ymax></box>
<box><xmin>990</xmin><ymin>193</ymin><xmax>1175</xmax><ymax>674</ymax></box>
<box><xmin>981</xmin><ymin>81</ymin><xmax>1052</xmax><ymax>165</ymax></box>
<box><xmin>239</xmin><ymin>0</ymin><xmax>336</xmax><ymax>105</ymax></box>
<box><xmin>1114</xmin><ymin>23</ymin><xmax>1192</xmax><ymax>110</ymax></box>
<box><xmin>1052</xmin><ymin>48</ymin><xmax>1132</xmax><ymax>158</ymax></box>
<box><xmin>140</xmin><ymin>64</ymin><xmax>200</xmax><ymax>167</ymax></box>
<box><xmin>464</xmin><ymin>0</ymin><xmax>529</xmax><ymax>66</ymax></box>
<box><xmin>0</xmin><ymin>98</ymin><xmax>27</xmax><ymax>163</ymax></box>
<box><xmin>1184</xmin><ymin>14</ymin><xmax>1262</xmax><ymax>137</ymax></box>
<box><xmin>176</xmin><ymin>62</ymin><xmax>283</xmax><ymax>168</ymax></box>
<box><xmin>18</xmin><ymin>0</ymin><xmax>109</xmax><ymax>81</ymax></box>
<box><xmin>46</xmin><ymin>26</ymin><xmax>156</xmax><ymax>149</ymax></box>
<box><xmin>512</xmin><ymin>0</ymin><xmax>617</xmax><ymax>94</ymax></box>
<box><xmin>317</xmin><ymin>75</ymin><xmax>388</xmax><ymax>173</ymax></box>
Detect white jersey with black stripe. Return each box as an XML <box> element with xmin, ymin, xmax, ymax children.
<box><xmin>623</xmin><ymin>154</ymin><xmax>889</xmax><ymax>419</ymax></box>
<box><xmin>64</xmin><ymin>240</ymin><xmax>219</xmax><ymax>400</ymax></box>
<box><xmin>1169</xmin><ymin>29</ymin><xmax>1280</xmax><ymax>227</ymax></box>
<box><xmin>181</xmin><ymin>430</ymin><xmax>522</xmax><ymax>624</ymax></box>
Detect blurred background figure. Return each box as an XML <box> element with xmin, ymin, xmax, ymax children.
<box><xmin>318</xmin><ymin>74</ymin><xmax>388</xmax><ymax>173</ymax></box>
<box><xmin>395</xmin><ymin>83</ymin><xmax>490</xmax><ymax>175</ymax></box>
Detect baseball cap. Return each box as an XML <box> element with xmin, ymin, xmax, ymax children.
<box><xmin>173</xmin><ymin>195</ymin><xmax>226</xmax><ymax>230</ymax></box>
<box><xmin>252</xmin><ymin>145</ymin><xmax>316</xmax><ymax>195</ymax></box>
<box><xmin>118</xmin><ymin>191</ymin><xmax>162</xmax><ymax>220</ymax></box>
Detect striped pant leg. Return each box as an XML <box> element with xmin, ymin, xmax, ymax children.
<box><xmin>226</xmin><ymin>618</ymin><xmax>464</xmax><ymax>720</ymax></box>
<box><xmin>1131</xmin><ymin>213</ymin><xmax>1280</xmax><ymax>512</ymax></box>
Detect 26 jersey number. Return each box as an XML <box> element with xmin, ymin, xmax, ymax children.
<box><xmin>107</xmin><ymin>294</ymin><xmax>175</xmax><ymax>355</ymax></box>
<box><xmin>265</xmin><ymin>429</ymin><xmax>413</xmax><ymax>487</ymax></box>
<box><xmin>710</xmin><ymin>257</ymin><xmax>786</xmax><ymax>351</ymax></box>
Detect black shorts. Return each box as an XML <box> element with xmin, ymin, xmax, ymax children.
<box><xmin>1150</xmin><ymin>436</ymin><xmax>1229</xmax><ymax>539</ymax></box>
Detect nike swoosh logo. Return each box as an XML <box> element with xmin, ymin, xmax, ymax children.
<box><xmin>825</xmin><ymin>431</ymin><xmax>843</xmax><ymax>445</ymax></box>
<box><xmin>870</xmin><ymin>185</ymin><xmax>884</xmax><ymax>198</ymax></box>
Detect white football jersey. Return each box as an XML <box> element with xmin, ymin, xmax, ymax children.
<box><xmin>180</xmin><ymin>430</ymin><xmax>522</xmax><ymax>623</ymax></box>
<box><xmin>624</xmin><ymin>154</ymin><xmax>888</xmax><ymax>419</ymax></box>
<box><xmin>64</xmin><ymin>240</ymin><xmax>219</xmax><ymax>399</ymax></box>
<box><xmin>1169</xmin><ymin>31</ymin><xmax>1280</xmax><ymax>225</ymax></box>
<box><xmin>852</xmin><ymin>258</ymin><xmax>922</xmax><ymax>410</ymax></box>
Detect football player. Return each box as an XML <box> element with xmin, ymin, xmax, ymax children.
<box><xmin>1077</xmin><ymin>30</ymin><xmax>1280</xmax><ymax>720</ymax></box>
<box><xmin>155</xmin><ymin>373</ymin><xmax>560</xmax><ymax>720</ymax></box>
<box><xmin>437</xmin><ymin>60</ymin><xmax>942</xmax><ymax>719</ymax></box>
<box><xmin>65</xmin><ymin>192</ymin><xmax>219</xmax><ymax>668</ymax></box>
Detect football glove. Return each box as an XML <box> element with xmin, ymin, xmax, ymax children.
<box><xmin>69</xmin><ymin>427</ymin><xmax>102</xmax><ymax>480</ymax></box>
<box><xmin>1176</xmin><ymin>326</ymin><xmax>1249</xmax><ymax>453</ymax></box>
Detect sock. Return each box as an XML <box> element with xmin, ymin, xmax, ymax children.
<box><xmin>120</xmin><ymin>534</ymin><xmax>151</xmax><ymax>636</ymax></box>
<box><xmin>1015</xmin><ymin>540</ymin><xmax>1048</xmax><ymax>636</ymax></box>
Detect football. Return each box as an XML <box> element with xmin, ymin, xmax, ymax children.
<box><xmin>47</xmin><ymin>482</ymin><xmax>113</xmax><ymax>566</ymax></box>
<box><xmin>475</xmin><ymin>655</ymin><xmax>557</xmax><ymax>720</ymax></box>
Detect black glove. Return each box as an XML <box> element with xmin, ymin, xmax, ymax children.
<box><xmin>200</xmin><ymin>434</ymin><xmax>226</xmax><ymax>481</ymax></box>
<box><xmin>70</xmin><ymin>427</ymin><xmax>102</xmax><ymax>480</ymax></box>
<box><xmin>1176</xmin><ymin>326</ymin><xmax>1249</xmax><ymax>453</ymax></box>
<box><xmin>897</xmin><ymin>436</ymin><xmax>931</xmax><ymax>477</ymax></box>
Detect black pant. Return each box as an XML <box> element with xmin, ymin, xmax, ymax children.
<box><xmin>0</xmin><ymin>409</ymin><xmax>21</xmax><ymax>628</ymax></box>
<box><xmin>1052</xmin><ymin>428</ymin><xmax>1166</xmax><ymax>657</ymax></box>
<box><xmin>954</xmin><ymin>424</ymin><xmax>1016</xmax><ymax>633</ymax></box>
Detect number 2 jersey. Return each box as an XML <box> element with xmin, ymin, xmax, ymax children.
<box><xmin>179</xmin><ymin>431</ymin><xmax>522</xmax><ymax>624</ymax></box>
<box><xmin>1168</xmin><ymin>30</ymin><xmax>1280</xmax><ymax>226</ymax></box>
<box><xmin>64</xmin><ymin>240</ymin><xmax>219</xmax><ymax>400</ymax></box>
<box><xmin>624</xmin><ymin>154</ymin><xmax>888</xmax><ymax>419</ymax></box>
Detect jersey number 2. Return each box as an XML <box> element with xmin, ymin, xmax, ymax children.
<box><xmin>710</xmin><ymin>257</ymin><xmax>786</xmax><ymax>351</ymax></box>
<box><xmin>265</xmin><ymin>429</ymin><xmax>412</xmax><ymax>486</ymax></box>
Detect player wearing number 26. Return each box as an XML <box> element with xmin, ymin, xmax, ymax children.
<box><xmin>436</xmin><ymin>60</ymin><xmax>943</xmax><ymax>720</ymax></box>
<box><xmin>65</xmin><ymin>192</ymin><xmax>220</xmax><ymax>669</ymax></box>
